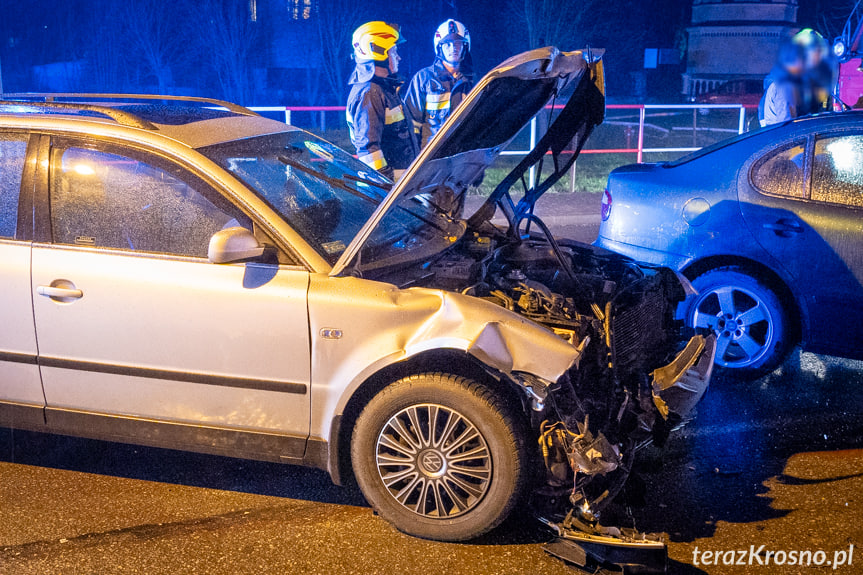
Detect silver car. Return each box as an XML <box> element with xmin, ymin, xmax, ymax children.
<box><xmin>0</xmin><ymin>48</ymin><xmax>713</xmax><ymax>543</ymax></box>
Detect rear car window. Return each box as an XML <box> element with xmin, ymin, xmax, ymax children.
<box><xmin>0</xmin><ymin>134</ymin><xmax>28</xmax><ymax>238</ymax></box>
<box><xmin>49</xmin><ymin>142</ymin><xmax>247</xmax><ymax>257</ymax></box>
<box><xmin>812</xmin><ymin>134</ymin><xmax>863</xmax><ymax>208</ymax></box>
<box><xmin>751</xmin><ymin>141</ymin><xmax>806</xmax><ymax>199</ymax></box>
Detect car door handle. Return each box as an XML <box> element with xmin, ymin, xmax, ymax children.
<box><xmin>37</xmin><ymin>285</ymin><xmax>83</xmax><ymax>300</ymax></box>
<box><xmin>763</xmin><ymin>219</ymin><xmax>804</xmax><ymax>236</ymax></box>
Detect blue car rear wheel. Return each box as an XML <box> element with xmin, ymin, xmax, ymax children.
<box><xmin>688</xmin><ymin>267</ymin><xmax>789</xmax><ymax>379</ymax></box>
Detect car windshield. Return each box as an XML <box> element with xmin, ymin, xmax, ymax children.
<box><xmin>198</xmin><ymin>131</ymin><xmax>462</xmax><ymax>267</ymax></box>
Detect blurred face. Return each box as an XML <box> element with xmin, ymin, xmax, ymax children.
<box><xmin>804</xmin><ymin>45</ymin><xmax>824</xmax><ymax>69</ymax></box>
<box><xmin>786</xmin><ymin>57</ymin><xmax>804</xmax><ymax>76</ymax></box>
<box><xmin>440</xmin><ymin>39</ymin><xmax>466</xmax><ymax>65</ymax></box>
<box><xmin>388</xmin><ymin>45</ymin><xmax>400</xmax><ymax>74</ymax></box>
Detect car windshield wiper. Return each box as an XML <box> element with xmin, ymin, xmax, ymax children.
<box><xmin>279</xmin><ymin>154</ymin><xmax>455</xmax><ymax>235</ymax></box>
<box><xmin>340</xmin><ymin>172</ymin><xmax>393</xmax><ymax>193</ymax></box>
<box><xmin>278</xmin><ymin>154</ymin><xmax>379</xmax><ymax>204</ymax></box>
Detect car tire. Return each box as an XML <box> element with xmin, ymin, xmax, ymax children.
<box><xmin>351</xmin><ymin>372</ymin><xmax>528</xmax><ymax>541</ymax></box>
<box><xmin>688</xmin><ymin>266</ymin><xmax>789</xmax><ymax>380</ymax></box>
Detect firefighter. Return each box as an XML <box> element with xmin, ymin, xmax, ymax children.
<box><xmin>793</xmin><ymin>28</ymin><xmax>838</xmax><ymax>113</ymax></box>
<box><xmin>403</xmin><ymin>19</ymin><xmax>474</xmax><ymax>148</ymax></box>
<box><xmin>346</xmin><ymin>21</ymin><xmax>417</xmax><ymax>179</ymax></box>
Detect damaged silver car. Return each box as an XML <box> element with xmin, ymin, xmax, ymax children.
<box><xmin>0</xmin><ymin>47</ymin><xmax>713</xmax><ymax>547</ymax></box>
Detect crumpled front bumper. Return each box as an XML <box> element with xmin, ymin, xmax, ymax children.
<box><xmin>652</xmin><ymin>333</ymin><xmax>717</xmax><ymax>422</ymax></box>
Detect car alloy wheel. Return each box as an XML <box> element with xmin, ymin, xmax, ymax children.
<box><xmin>692</xmin><ymin>284</ymin><xmax>774</xmax><ymax>368</ymax></box>
<box><xmin>375</xmin><ymin>403</ymin><xmax>492</xmax><ymax>519</ymax></box>
<box><xmin>688</xmin><ymin>266</ymin><xmax>790</xmax><ymax>374</ymax></box>
<box><xmin>352</xmin><ymin>373</ymin><xmax>528</xmax><ymax>541</ymax></box>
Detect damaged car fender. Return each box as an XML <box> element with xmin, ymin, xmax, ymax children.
<box><xmin>306</xmin><ymin>274</ymin><xmax>581</xmax><ymax>441</ymax></box>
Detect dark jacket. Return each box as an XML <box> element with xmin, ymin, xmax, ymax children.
<box><xmin>805</xmin><ymin>58</ymin><xmax>839</xmax><ymax>112</ymax></box>
<box><xmin>346</xmin><ymin>62</ymin><xmax>417</xmax><ymax>178</ymax></box>
<box><xmin>403</xmin><ymin>58</ymin><xmax>474</xmax><ymax>147</ymax></box>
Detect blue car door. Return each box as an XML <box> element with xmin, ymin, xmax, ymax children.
<box><xmin>738</xmin><ymin>131</ymin><xmax>863</xmax><ymax>357</ymax></box>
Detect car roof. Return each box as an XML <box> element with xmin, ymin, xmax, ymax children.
<box><xmin>0</xmin><ymin>94</ymin><xmax>296</xmax><ymax>149</ymax></box>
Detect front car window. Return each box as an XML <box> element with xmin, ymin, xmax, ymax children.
<box><xmin>199</xmin><ymin>131</ymin><xmax>461</xmax><ymax>268</ymax></box>
<box><xmin>49</xmin><ymin>142</ymin><xmax>246</xmax><ymax>257</ymax></box>
<box><xmin>751</xmin><ymin>141</ymin><xmax>806</xmax><ymax>199</ymax></box>
<box><xmin>812</xmin><ymin>134</ymin><xmax>863</xmax><ymax>208</ymax></box>
<box><xmin>0</xmin><ymin>134</ymin><xmax>28</xmax><ymax>238</ymax></box>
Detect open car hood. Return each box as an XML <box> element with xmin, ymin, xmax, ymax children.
<box><xmin>331</xmin><ymin>46</ymin><xmax>605</xmax><ymax>276</ymax></box>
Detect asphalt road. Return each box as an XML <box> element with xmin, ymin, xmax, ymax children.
<box><xmin>2</xmin><ymin>202</ymin><xmax>862</xmax><ymax>574</ymax></box>
<box><xmin>2</xmin><ymin>352</ymin><xmax>861</xmax><ymax>574</ymax></box>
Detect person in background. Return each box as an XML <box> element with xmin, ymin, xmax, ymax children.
<box><xmin>403</xmin><ymin>19</ymin><xmax>475</xmax><ymax>148</ymax></box>
<box><xmin>759</xmin><ymin>41</ymin><xmax>806</xmax><ymax>127</ymax></box>
<box><xmin>793</xmin><ymin>28</ymin><xmax>839</xmax><ymax>113</ymax></box>
<box><xmin>346</xmin><ymin>21</ymin><xmax>418</xmax><ymax>180</ymax></box>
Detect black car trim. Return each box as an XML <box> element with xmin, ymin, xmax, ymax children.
<box><xmin>33</xmin><ymin>134</ymin><xmax>52</xmax><ymax>243</ymax></box>
<box><xmin>0</xmin><ymin>351</ymin><xmax>39</xmax><ymax>365</ymax></box>
<box><xmin>13</xmin><ymin>132</ymin><xmax>41</xmax><ymax>241</ymax></box>
<box><xmin>44</xmin><ymin>406</ymin><xmax>310</xmax><ymax>465</ymax></box>
<box><xmin>38</xmin><ymin>356</ymin><xmax>308</xmax><ymax>395</ymax></box>
<box><xmin>0</xmin><ymin>401</ymin><xmax>46</xmax><ymax>429</ymax></box>
<box><xmin>0</xmin><ymin>401</ymin><xmax>329</xmax><ymax>474</ymax></box>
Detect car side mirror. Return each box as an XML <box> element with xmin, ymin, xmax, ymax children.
<box><xmin>208</xmin><ymin>227</ymin><xmax>266</xmax><ymax>264</ymax></box>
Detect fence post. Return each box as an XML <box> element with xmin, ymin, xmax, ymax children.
<box><xmin>738</xmin><ymin>106</ymin><xmax>746</xmax><ymax>134</ymax></box>
<box><xmin>692</xmin><ymin>108</ymin><xmax>698</xmax><ymax>148</ymax></box>
<box><xmin>637</xmin><ymin>106</ymin><xmax>645</xmax><ymax>163</ymax></box>
<box><xmin>528</xmin><ymin>117</ymin><xmax>537</xmax><ymax>189</ymax></box>
<box><xmin>285</xmin><ymin>108</ymin><xmax>291</xmax><ymax>125</ymax></box>
<box><xmin>569</xmin><ymin>159</ymin><xmax>577</xmax><ymax>194</ymax></box>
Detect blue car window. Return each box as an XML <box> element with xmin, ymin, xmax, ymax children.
<box><xmin>751</xmin><ymin>142</ymin><xmax>806</xmax><ymax>199</ymax></box>
<box><xmin>0</xmin><ymin>134</ymin><xmax>28</xmax><ymax>238</ymax></box>
<box><xmin>812</xmin><ymin>135</ymin><xmax>863</xmax><ymax>209</ymax></box>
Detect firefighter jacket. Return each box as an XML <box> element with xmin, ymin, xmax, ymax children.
<box><xmin>346</xmin><ymin>62</ymin><xmax>418</xmax><ymax>178</ymax></box>
<box><xmin>403</xmin><ymin>58</ymin><xmax>474</xmax><ymax>148</ymax></box>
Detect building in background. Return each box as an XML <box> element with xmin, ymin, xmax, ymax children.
<box><xmin>683</xmin><ymin>0</ymin><xmax>798</xmax><ymax>100</ymax></box>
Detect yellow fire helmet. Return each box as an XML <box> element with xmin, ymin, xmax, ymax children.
<box><xmin>352</xmin><ymin>21</ymin><xmax>403</xmax><ymax>63</ymax></box>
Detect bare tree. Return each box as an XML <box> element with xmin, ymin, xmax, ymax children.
<box><xmin>121</xmin><ymin>0</ymin><xmax>191</xmax><ymax>93</ymax></box>
<box><xmin>197</xmin><ymin>0</ymin><xmax>259</xmax><ymax>104</ymax></box>
<box><xmin>506</xmin><ymin>0</ymin><xmax>604</xmax><ymax>51</ymax></box>
<box><xmin>83</xmin><ymin>1</ymin><xmax>129</xmax><ymax>91</ymax></box>
<box><xmin>315</xmin><ymin>0</ymin><xmax>369</xmax><ymax>102</ymax></box>
<box><xmin>813</xmin><ymin>0</ymin><xmax>858</xmax><ymax>39</ymax></box>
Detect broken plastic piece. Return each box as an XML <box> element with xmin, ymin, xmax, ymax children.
<box><xmin>651</xmin><ymin>334</ymin><xmax>716</xmax><ymax>420</ymax></box>
<box><xmin>540</xmin><ymin>515</ymin><xmax>667</xmax><ymax>574</ymax></box>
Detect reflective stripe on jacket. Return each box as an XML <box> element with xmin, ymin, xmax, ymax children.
<box><xmin>403</xmin><ymin>59</ymin><xmax>474</xmax><ymax>147</ymax></box>
<box><xmin>346</xmin><ymin>64</ymin><xmax>417</xmax><ymax>176</ymax></box>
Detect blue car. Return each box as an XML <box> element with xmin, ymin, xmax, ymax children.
<box><xmin>596</xmin><ymin>112</ymin><xmax>863</xmax><ymax>378</ymax></box>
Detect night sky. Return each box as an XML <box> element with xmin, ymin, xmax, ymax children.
<box><xmin>0</xmin><ymin>0</ymin><xmax>852</xmax><ymax>103</ymax></box>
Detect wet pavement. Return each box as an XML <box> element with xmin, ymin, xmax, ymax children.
<box><xmin>2</xmin><ymin>201</ymin><xmax>862</xmax><ymax>573</ymax></box>
<box><xmin>2</xmin><ymin>354</ymin><xmax>861</xmax><ymax>574</ymax></box>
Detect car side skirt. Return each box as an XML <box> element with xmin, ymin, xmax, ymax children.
<box><xmin>0</xmin><ymin>400</ymin><xmax>329</xmax><ymax>472</ymax></box>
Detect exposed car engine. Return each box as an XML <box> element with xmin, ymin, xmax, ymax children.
<box><xmin>355</xmin><ymin>55</ymin><xmax>715</xmax><ymax>570</ymax></box>
<box><xmin>373</xmin><ymin>221</ymin><xmax>708</xmax><ymax>541</ymax></box>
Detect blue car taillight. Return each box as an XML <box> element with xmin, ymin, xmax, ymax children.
<box><xmin>601</xmin><ymin>188</ymin><xmax>613</xmax><ymax>221</ymax></box>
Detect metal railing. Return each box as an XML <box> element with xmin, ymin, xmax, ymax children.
<box><xmin>247</xmin><ymin>103</ymin><xmax>755</xmax><ymax>188</ymax></box>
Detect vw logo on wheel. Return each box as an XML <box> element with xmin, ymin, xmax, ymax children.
<box><xmin>420</xmin><ymin>450</ymin><xmax>444</xmax><ymax>474</ymax></box>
